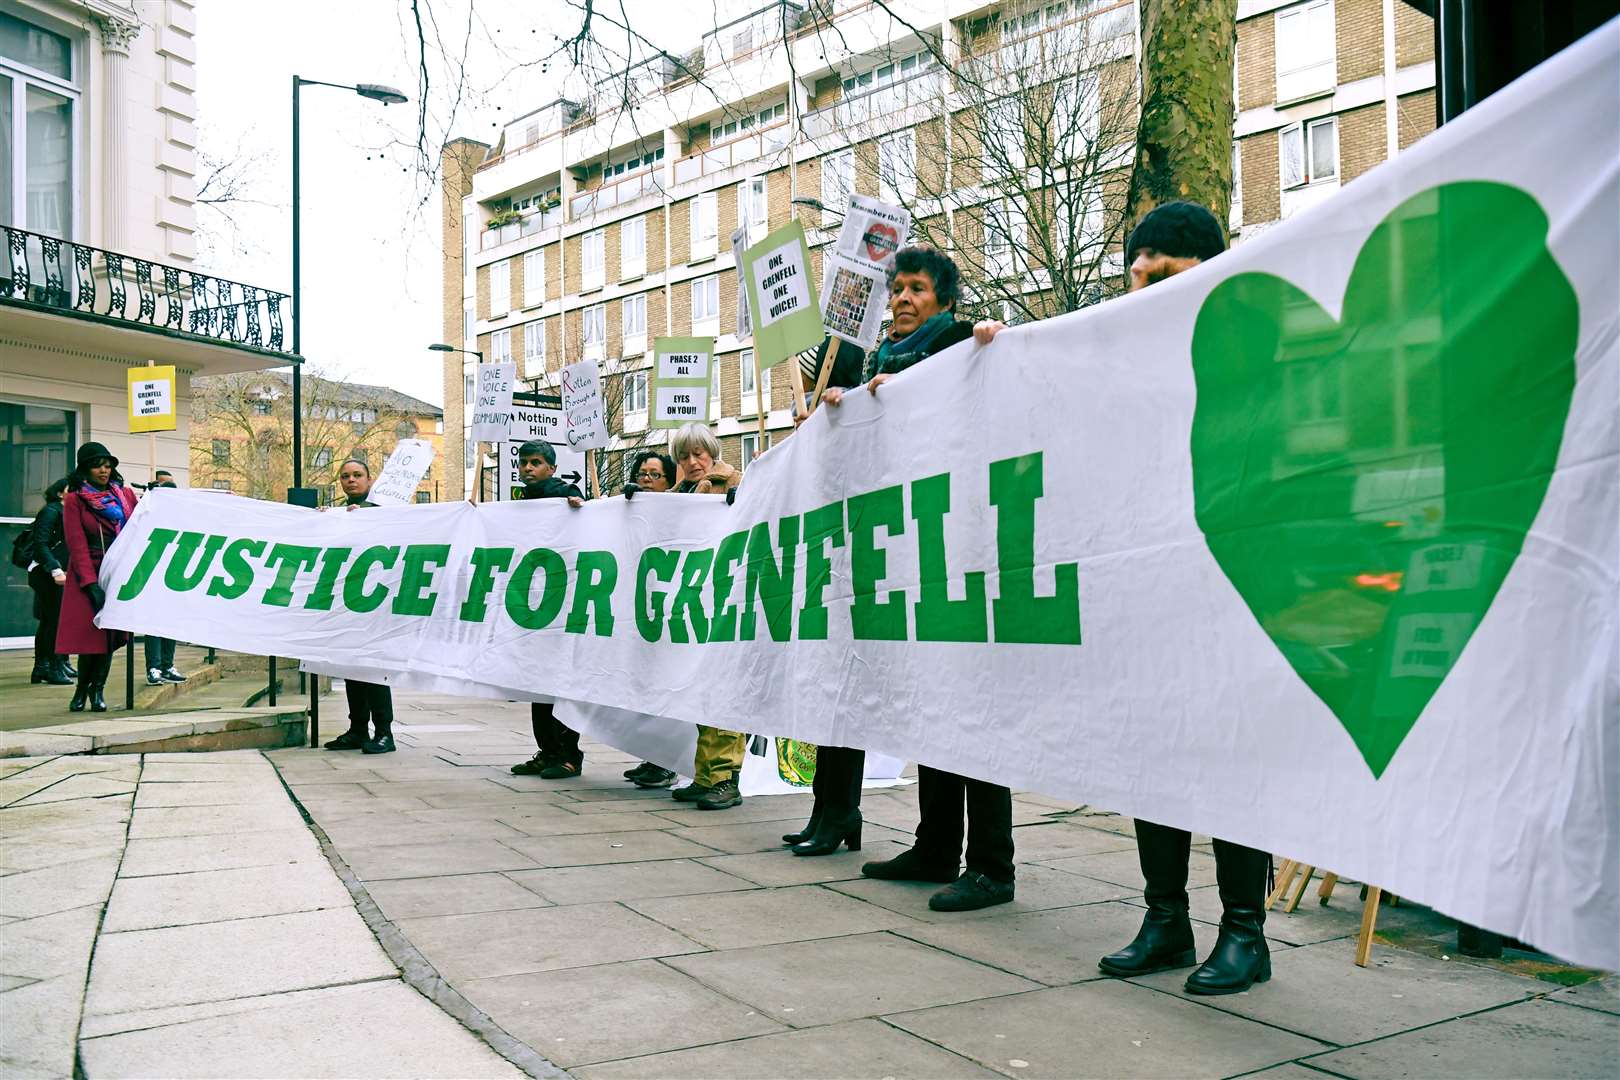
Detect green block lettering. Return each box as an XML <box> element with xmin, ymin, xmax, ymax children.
<box><xmin>799</xmin><ymin>501</ymin><xmax>846</xmax><ymax>641</ymax></box>
<box><xmin>460</xmin><ymin>547</ymin><xmax>514</xmax><ymax>622</ymax></box>
<box><xmin>343</xmin><ymin>545</ymin><xmax>400</xmax><ymax>614</ymax></box>
<box><xmin>989</xmin><ymin>453</ymin><xmax>1080</xmax><ymax>644</ymax></box>
<box><xmin>206</xmin><ymin>538</ymin><xmax>266</xmax><ymax>600</ymax></box>
<box><xmin>505</xmin><ymin>547</ymin><xmax>567</xmax><ymax>629</ymax></box>
<box><xmin>393</xmin><ymin>544</ymin><xmax>451</xmax><ymax>616</ymax></box>
<box><xmin>668</xmin><ymin>548</ymin><xmax>714</xmax><ymax>644</ymax></box>
<box><xmin>261</xmin><ymin>543</ymin><xmax>322</xmax><ymax>608</ymax></box>
<box><xmin>709</xmin><ymin>529</ymin><xmax>749</xmax><ymax>643</ymax></box>
<box><xmin>114</xmin><ymin>528</ymin><xmax>178</xmax><ymax>601</ymax></box>
<box><xmin>161</xmin><ymin>532</ymin><xmax>226</xmax><ymax>594</ymax></box>
<box><xmin>848</xmin><ymin>485</ymin><xmax>907</xmax><ymax>641</ymax></box>
<box><xmin>304</xmin><ymin>547</ymin><xmax>353</xmax><ymax>611</ymax></box>
<box><xmin>636</xmin><ymin>547</ymin><xmax>679</xmax><ymax>642</ymax></box>
<box><xmin>912</xmin><ymin>472</ymin><xmax>988</xmax><ymax>642</ymax></box>
<box><xmin>565</xmin><ymin>550</ymin><xmax>618</xmax><ymax>636</ymax></box>
<box><xmin>742</xmin><ymin>515</ymin><xmax>799</xmax><ymax>642</ymax></box>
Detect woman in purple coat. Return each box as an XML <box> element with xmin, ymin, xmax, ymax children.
<box><xmin>56</xmin><ymin>442</ymin><xmax>138</xmax><ymax>712</ymax></box>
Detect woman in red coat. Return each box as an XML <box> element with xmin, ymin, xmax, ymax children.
<box><xmin>57</xmin><ymin>442</ymin><xmax>138</xmax><ymax>712</ymax></box>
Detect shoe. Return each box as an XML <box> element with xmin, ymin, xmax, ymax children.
<box><xmin>633</xmin><ymin>767</ymin><xmax>676</xmax><ymax>789</ymax></box>
<box><xmin>792</xmin><ymin>811</ymin><xmax>862</xmax><ymax>856</ymax></box>
<box><xmin>146</xmin><ymin>667</ymin><xmax>163</xmax><ymax>686</ymax></box>
<box><xmin>69</xmin><ymin>686</ymin><xmax>89</xmax><ymax>712</ymax></box>
<box><xmin>929</xmin><ymin>871</ymin><xmax>1015</xmax><ymax>912</ymax></box>
<box><xmin>625</xmin><ymin>761</ymin><xmax>656</xmax><ymax>781</ymax></box>
<box><xmin>89</xmin><ymin>685</ymin><xmax>108</xmax><ymax>712</ymax></box>
<box><xmin>1184</xmin><ymin>907</ymin><xmax>1270</xmax><ymax>995</ymax></box>
<box><xmin>59</xmin><ymin>657</ymin><xmax>77</xmax><ymax>679</ymax></box>
<box><xmin>783</xmin><ymin>808</ymin><xmax>824</xmax><ymax>846</ymax></box>
<box><xmin>511</xmin><ymin>754</ymin><xmax>553</xmax><ymax>776</ymax></box>
<box><xmin>361</xmin><ymin>734</ymin><xmax>396</xmax><ymax>755</ymax></box>
<box><xmin>1098</xmin><ymin>905</ymin><xmax>1197</xmax><ymax>977</ymax></box>
<box><xmin>695</xmin><ymin>778</ymin><xmax>741</xmax><ymax>810</ymax></box>
<box><xmin>324</xmin><ymin>729</ymin><xmax>368</xmax><ymax>751</ymax></box>
<box><xmin>671</xmin><ymin>783</ymin><xmax>711</xmax><ymax>802</ymax></box>
<box><xmin>538</xmin><ymin>760</ymin><xmax>581</xmax><ymax>779</ymax></box>
<box><xmin>161</xmin><ymin>667</ymin><xmax>187</xmax><ymax>683</ymax></box>
<box><xmin>861</xmin><ymin>847</ymin><xmax>959</xmax><ymax>884</ymax></box>
<box><xmin>31</xmin><ymin>663</ymin><xmax>71</xmax><ymax>685</ymax></box>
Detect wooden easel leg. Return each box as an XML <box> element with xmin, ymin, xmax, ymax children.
<box><xmin>1355</xmin><ymin>886</ymin><xmax>1383</xmax><ymax>967</ymax></box>
<box><xmin>1265</xmin><ymin>859</ymin><xmax>1298</xmax><ymax>911</ymax></box>
<box><xmin>1317</xmin><ymin>872</ymin><xmax>1339</xmax><ymax>905</ymax></box>
<box><xmin>1285</xmin><ymin>864</ymin><xmax>1316</xmax><ymax>913</ymax></box>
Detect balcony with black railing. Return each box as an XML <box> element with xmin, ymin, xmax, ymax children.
<box><xmin>1</xmin><ymin>226</ymin><xmax>292</xmax><ymax>360</ymax></box>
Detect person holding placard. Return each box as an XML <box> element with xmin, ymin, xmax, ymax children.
<box><xmin>56</xmin><ymin>443</ymin><xmax>138</xmax><ymax>713</ymax></box>
<box><xmin>621</xmin><ymin>450</ymin><xmax>683</xmax><ymax>790</ymax></box>
<box><xmin>508</xmin><ymin>441</ymin><xmax>589</xmax><ymax>780</ymax></box>
<box><xmin>667</xmin><ymin>423</ymin><xmax>746</xmax><ymax>811</ymax></box>
<box><xmin>324</xmin><ymin>458</ymin><xmax>396</xmax><ymax>755</ymax></box>
<box><xmin>1094</xmin><ymin>202</ymin><xmax>1274</xmax><ymax>996</ymax></box>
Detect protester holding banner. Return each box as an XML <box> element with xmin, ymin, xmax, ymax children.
<box><xmin>322</xmin><ymin>458</ymin><xmax>397</xmax><ymax>754</ymax></box>
<box><xmin>1094</xmin><ymin>201</ymin><xmax>1273</xmax><ymax>996</ymax></box>
<box><xmin>509</xmin><ymin>441</ymin><xmax>589</xmax><ymax>779</ymax></box>
<box><xmin>621</xmin><ymin>450</ymin><xmax>682</xmax><ymax>790</ymax></box>
<box><xmin>667</xmin><ymin>423</ymin><xmax>746</xmax><ymax>810</ymax></box>
<box><xmin>142</xmin><ymin>471</ymin><xmax>186</xmax><ymax>687</ymax></box>
<box><xmin>25</xmin><ymin>478</ymin><xmax>73</xmax><ymax>686</ymax></box>
<box><xmin>57</xmin><ymin>443</ymin><xmax>137</xmax><ymax>713</ymax></box>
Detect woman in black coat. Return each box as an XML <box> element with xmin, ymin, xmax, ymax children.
<box><xmin>27</xmin><ymin>479</ymin><xmax>73</xmax><ymax>685</ymax></box>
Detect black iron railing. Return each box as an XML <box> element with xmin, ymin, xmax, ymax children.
<box><xmin>1</xmin><ymin>225</ymin><xmax>291</xmax><ymax>355</ymax></box>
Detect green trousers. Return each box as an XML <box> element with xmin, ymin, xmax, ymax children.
<box><xmin>693</xmin><ymin>725</ymin><xmax>746</xmax><ymax>786</ymax></box>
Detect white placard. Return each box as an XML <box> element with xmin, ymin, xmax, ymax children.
<box><xmin>822</xmin><ymin>254</ymin><xmax>890</xmax><ymax>350</ymax></box>
<box><xmin>366</xmin><ymin>439</ymin><xmax>435</xmax><ymax>506</ymax></box>
<box><xmin>470</xmin><ymin>362</ymin><xmax>516</xmax><ymax>443</ymax></box>
<box><xmin>656</xmin><ymin>348</ymin><xmax>710</xmax><ymax>382</ymax></box>
<box><xmin>499</xmin><ymin>405</ymin><xmax>586</xmax><ymax>501</ymax></box>
<box><xmin>835</xmin><ymin>193</ymin><xmax>912</xmax><ymax>271</ymax></box>
<box><xmin>652</xmin><ymin>382</ymin><xmax>710</xmax><ymax>426</ymax></box>
<box><xmin>561</xmin><ymin>358</ymin><xmax>609</xmax><ymax>450</ymax></box>
<box><xmin>731</xmin><ymin>226</ymin><xmax>753</xmax><ymax>339</ymax></box>
<box><xmin>751</xmin><ymin>238</ymin><xmax>813</xmax><ymax>326</ymax></box>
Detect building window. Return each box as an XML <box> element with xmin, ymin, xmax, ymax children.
<box><xmin>737</xmin><ymin>176</ymin><xmax>767</xmax><ymax>246</ymax></box>
<box><xmin>348</xmin><ymin>449</ymin><xmax>368</xmax><ymax>469</ymax></box>
<box><xmin>582</xmin><ymin>229</ymin><xmax>605</xmax><ymax>290</ymax></box>
<box><xmin>489</xmin><ymin>259</ymin><xmax>511</xmax><ymax>316</ymax></box>
<box><xmin>623</xmin><ymin>370</ymin><xmax>648</xmax><ymax>414</ymax></box>
<box><xmin>984</xmin><ymin>198</ymin><xmax>1028</xmax><ymax>279</ymax></box>
<box><xmin>463</xmin><ymin>302</ymin><xmax>474</xmax><ymax>342</ymax></box>
<box><xmin>0</xmin><ymin>11</ymin><xmax>77</xmax><ymax>237</ymax></box>
<box><xmin>739</xmin><ymin>348</ymin><xmax>769</xmax><ymax>412</ymax></box>
<box><xmin>211</xmin><ymin>479</ymin><xmax>232</xmax><ymax>491</ymax></box>
<box><xmin>313</xmin><ymin>446</ymin><xmax>333</xmax><ymax>469</ymax></box>
<box><xmin>692</xmin><ymin>276</ymin><xmax>719</xmax><ymax>333</ymax></box>
<box><xmin>878</xmin><ymin>130</ymin><xmax>917</xmax><ymax>205</ymax></box>
<box><xmin>621</xmin><ymin>215</ymin><xmax>646</xmax><ymax>280</ymax></box>
<box><xmin>621</xmin><ymin>293</ymin><xmax>647</xmax><ymax>353</ymax></box>
<box><xmin>211</xmin><ymin>439</ymin><xmax>230</xmax><ymax>465</ymax></box>
<box><xmin>464</xmin><ymin>440</ymin><xmax>475</xmax><ymax>468</ymax></box>
<box><xmin>250</xmin><ymin>397</ymin><xmax>272</xmax><ymax>416</ymax></box>
<box><xmin>464</xmin><ymin>373</ymin><xmax>474</xmax><ymax>403</ymax></box>
<box><xmin>492</xmin><ymin>328</ymin><xmax>512</xmax><ymax>363</ymax></box>
<box><xmin>710</xmin><ymin>352</ymin><xmax>723</xmax><ymax>418</ymax></box>
<box><xmin>821</xmin><ymin>150</ymin><xmax>854</xmax><ymax>216</ymax></box>
<box><xmin>1275</xmin><ymin>0</ymin><xmax>1336</xmax><ymax>102</ymax></box>
<box><xmin>583</xmin><ymin>304</ymin><xmax>606</xmax><ymax>359</ymax></box>
<box><xmin>414</xmin><ymin>491</ymin><xmax>432</xmax><ymax>504</ymax></box>
<box><xmin>318</xmin><ymin>484</ymin><xmax>335</xmax><ymax>505</ymax></box>
<box><xmin>740</xmin><ymin>430</ymin><xmax>770</xmax><ymax>464</ymax></box>
<box><xmin>461</xmin><ymin>210</ymin><xmax>472</xmax><ymax>265</ymax></box>
<box><xmin>1281</xmin><ymin>116</ymin><xmax>1338</xmax><ymax>189</ymax></box>
<box><xmin>394</xmin><ymin>419</ymin><xmax>416</xmax><ymax>441</ymax></box>
<box><xmin>691</xmin><ymin>191</ymin><xmax>717</xmax><ymax>259</ymax></box>
<box><xmin>523</xmin><ymin>249</ymin><xmax>545</xmax><ymax>306</ymax></box>
<box><xmin>524</xmin><ymin>320</ymin><xmax>545</xmax><ymax>364</ymax></box>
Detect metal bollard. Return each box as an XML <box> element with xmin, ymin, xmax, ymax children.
<box><xmin>268</xmin><ymin>656</ymin><xmax>277</xmax><ymax>707</ymax></box>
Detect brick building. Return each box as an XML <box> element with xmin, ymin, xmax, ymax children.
<box><xmin>440</xmin><ymin>1</ymin><xmax>1435</xmax><ymax>497</ymax></box>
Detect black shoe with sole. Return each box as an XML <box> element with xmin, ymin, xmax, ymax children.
<box><xmin>539</xmin><ymin>760</ymin><xmax>582</xmax><ymax>779</ymax></box>
<box><xmin>324</xmin><ymin>729</ymin><xmax>368</xmax><ymax>751</ymax></box>
<box><xmin>1098</xmin><ymin>906</ymin><xmax>1197</xmax><ymax>977</ymax></box>
<box><xmin>782</xmin><ymin>807</ymin><xmax>822</xmax><ymax>846</ymax></box>
<box><xmin>511</xmin><ymin>754</ymin><xmax>553</xmax><ymax>776</ymax></box>
<box><xmin>861</xmin><ymin>847</ymin><xmax>960</xmax><ymax>884</ymax></box>
<box><xmin>89</xmin><ymin>686</ymin><xmax>107</xmax><ymax>712</ymax></box>
<box><xmin>361</xmin><ymin>734</ymin><xmax>396</xmax><ymax>755</ymax></box>
<box><xmin>32</xmin><ymin>663</ymin><xmax>71</xmax><ymax>685</ymax></box>
<box><xmin>633</xmin><ymin>767</ymin><xmax>676</xmax><ymax>789</ymax></box>
<box><xmin>929</xmin><ymin>872</ymin><xmax>1014</xmax><ymax>912</ymax></box>
<box><xmin>792</xmin><ymin>811</ymin><xmax>862</xmax><ymax>856</ymax></box>
<box><xmin>624</xmin><ymin>761</ymin><xmax>656</xmax><ymax>781</ymax></box>
<box><xmin>695</xmin><ymin>779</ymin><xmax>741</xmax><ymax>810</ymax></box>
<box><xmin>671</xmin><ymin>783</ymin><xmax>711</xmax><ymax>802</ymax></box>
<box><xmin>161</xmin><ymin>667</ymin><xmax>187</xmax><ymax>683</ymax></box>
<box><xmin>1184</xmin><ymin>909</ymin><xmax>1270</xmax><ymax>995</ymax></box>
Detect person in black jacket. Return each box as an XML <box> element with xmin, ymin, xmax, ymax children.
<box><xmin>27</xmin><ymin>479</ymin><xmax>73</xmax><ymax>685</ymax></box>
<box><xmin>325</xmin><ymin>458</ymin><xmax>397</xmax><ymax>754</ymax></box>
<box><xmin>508</xmin><ymin>440</ymin><xmax>588</xmax><ymax>779</ymax></box>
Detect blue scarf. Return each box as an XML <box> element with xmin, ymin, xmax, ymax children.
<box><xmin>865</xmin><ymin>313</ymin><xmax>957</xmax><ymax>382</ymax></box>
<box><xmin>79</xmin><ymin>483</ymin><xmax>126</xmax><ymax>531</ymax></box>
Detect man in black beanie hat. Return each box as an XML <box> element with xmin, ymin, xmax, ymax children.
<box><xmin>1096</xmin><ymin>200</ymin><xmax>1275</xmax><ymax>996</ymax></box>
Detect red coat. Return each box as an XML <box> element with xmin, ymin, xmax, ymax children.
<box><xmin>56</xmin><ymin>485</ymin><xmax>138</xmax><ymax>655</ymax></box>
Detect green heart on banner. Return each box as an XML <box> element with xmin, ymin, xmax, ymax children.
<box><xmin>1190</xmin><ymin>182</ymin><xmax>1578</xmax><ymax>778</ymax></box>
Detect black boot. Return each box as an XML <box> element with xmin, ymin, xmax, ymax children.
<box><xmin>69</xmin><ymin>668</ymin><xmax>91</xmax><ymax>712</ymax></box>
<box><xmin>361</xmin><ymin>726</ymin><xmax>395</xmax><ymax>754</ymax></box>
<box><xmin>792</xmin><ymin>811</ymin><xmax>862</xmax><ymax>856</ymax></box>
<box><xmin>32</xmin><ymin>662</ymin><xmax>71</xmax><ymax>685</ymax></box>
<box><xmin>1099</xmin><ymin>820</ymin><xmax>1197</xmax><ymax>976</ymax></box>
<box><xmin>59</xmin><ymin>656</ymin><xmax>77</xmax><ymax>679</ymax></box>
<box><xmin>89</xmin><ymin>669</ymin><xmax>108</xmax><ymax>712</ymax></box>
<box><xmin>782</xmin><ymin>807</ymin><xmax>823</xmax><ymax>846</ymax></box>
<box><xmin>1185</xmin><ymin>841</ymin><xmax>1271</xmax><ymax>995</ymax></box>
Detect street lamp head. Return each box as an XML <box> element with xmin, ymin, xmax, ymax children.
<box><xmin>356</xmin><ymin>83</ymin><xmax>408</xmax><ymax>105</ymax></box>
<box><xmin>427</xmin><ymin>343</ymin><xmax>456</xmax><ymax>352</ymax></box>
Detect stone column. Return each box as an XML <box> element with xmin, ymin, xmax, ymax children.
<box><xmin>92</xmin><ymin>16</ymin><xmax>141</xmax><ymax>250</ymax></box>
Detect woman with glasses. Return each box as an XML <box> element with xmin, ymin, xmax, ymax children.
<box><xmin>621</xmin><ymin>450</ymin><xmax>682</xmax><ymax>789</ymax></box>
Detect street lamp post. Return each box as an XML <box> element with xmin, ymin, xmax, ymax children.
<box><xmin>429</xmin><ymin>344</ymin><xmax>485</xmax><ymax>500</ymax></box>
<box><xmin>291</xmin><ymin>76</ymin><xmax>406</xmax><ymax>747</ymax></box>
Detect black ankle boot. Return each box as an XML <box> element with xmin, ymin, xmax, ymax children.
<box><xmin>60</xmin><ymin>656</ymin><xmax>77</xmax><ymax>679</ymax></box>
<box><xmin>33</xmin><ymin>662</ymin><xmax>71</xmax><ymax>685</ymax></box>
<box><xmin>69</xmin><ymin>681</ymin><xmax>90</xmax><ymax>712</ymax></box>
<box><xmin>361</xmin><ymin>732</ymin><xmax>395</xmax><ymax>755</ymax></box>
<box><xmin>792</xmin><ymin>811</ymin><xmax>862</xmax><ymax>856</ymax></box>
<box><xmin>89</xmin><ymin>682</ymin><xmax>108</xmax><ymax>712</ymax></box>
<box><xmin>1185</xmin><ymin>905</ymin><xmax>1270</xmax><ymax>994</ymax></box>
<box><xmin>1098</xmin><ymin>903</ymin><xmax>1197</xmax><ymax>976</ymax></box>
<box><xmin>783</xmin><ymin>807</ymin><xmax>823</xmax><ymax>846</ymax></box>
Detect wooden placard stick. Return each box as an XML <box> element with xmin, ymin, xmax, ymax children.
<box><xmin>807</xmin><ymin>337</ymin><xmax>841</xmax><ymax>418</ymax></box>
<box><xmin>754</xmin><ymin>350</ymin><xmax>769</xmax><ymax>443</ymax></box>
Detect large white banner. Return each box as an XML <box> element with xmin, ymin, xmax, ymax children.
<box><xmin>100</xmin><ymin>26</ymin><xmax>1617</xmax><ymax>969</ymax></box>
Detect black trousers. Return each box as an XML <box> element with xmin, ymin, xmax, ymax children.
<box><xmin>31</xmin><ymin>581</ymin><xmax>61</xmax><ymax>667</ymax></box>
<box><xmin>531</xmin><ymin>702</ymin><xmax>582</xmax><ymax>766</ymax></box>
<box><xmin>812</xmin><ymin>745</ymin><xmax>865</xmax><ymax>817</ymax></box>
<box><xmin>143</xmin><ymin>636</ymin><xmax>177</xmax><ymax>671</ymax></box>
<box><xmin>1134</xmin><ymin>819</ymin><xmax>1269</xmax><ymax>917</ymax></box>
<box><xmin>343</xmin><ymin>680</ymin><xmax>394</xmax><ymax>738</ymax></box>
<box><xmin>914</xmin><ymin>765</ymin><xmax>1015</xmax><ymax>883</ymax></box>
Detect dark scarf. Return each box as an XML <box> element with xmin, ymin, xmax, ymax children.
<box><xmin>864</xmin><ymin>312</ymin><xmax>957</xmax><ymax>382</ymax></box>
<box><xmin>79</xmin><ymin>483</ymin><xmax>126</xmax><ymax>531</ymax></box>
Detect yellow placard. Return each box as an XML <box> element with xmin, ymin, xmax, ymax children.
<box><xmin>128</xmin><ymin>365</ymin><xmax>177</xmax><ymax>433</ymax></box>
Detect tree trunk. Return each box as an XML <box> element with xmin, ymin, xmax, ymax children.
<box><xmin>1126</xmin><ymin>0</ymin><xmax>1238</xmax><ymax>245</ymax></box>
